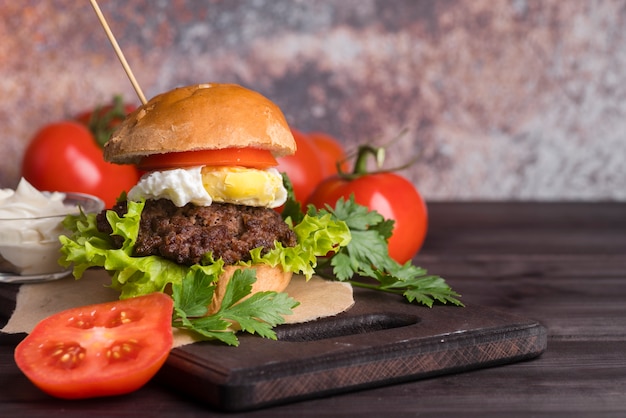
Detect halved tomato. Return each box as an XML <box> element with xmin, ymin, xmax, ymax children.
<box><xmin>138</xmin><ymin>148</ymin><xmax>278</xmax><ymax>171</ymax></box>
<box><xmin>14</xmin><ymin>293</ymin><xmax>174</xmax><ymax>399</ymax></box>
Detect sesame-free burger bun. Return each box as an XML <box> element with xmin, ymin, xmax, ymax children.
<box><xmin>104</xmin><ymin>83</ymin><xmax>296</xmax><ymax>164</ymax></box>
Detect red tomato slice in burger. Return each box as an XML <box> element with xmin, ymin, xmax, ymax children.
<box><xmin>14</xmin><ymin>293</ymin><xmax>173</xmax><ymax>400</ymax></box>
<box><xmin>137</xmin><ymin>148</ymin><xmax>278</xmax><ymax>171</ymax></box>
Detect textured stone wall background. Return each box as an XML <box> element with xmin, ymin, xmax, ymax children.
<box><xmin>1</xmin><ymin>0</ymin><xmax>625</xmax><ymax>201</ymax></box>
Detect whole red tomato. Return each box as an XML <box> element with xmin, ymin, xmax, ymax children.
<box><xmin>308</xmin><ymin>131</ymin><xmax>350</xmax><ymax>177</ymax></box>
<box><xmin>22</xmin><ymin>121</ymin><xmax>140</xmax><ymax>208</ymax></box>
<box><xmin>308</xmin><ymin>172</ymin><xmax>428</xmax><ymax>264</ymax></box>
<box><xmin>276</xmin><ymin>129</ymin><xmax>325</xmax><ymax>205</ymax></box>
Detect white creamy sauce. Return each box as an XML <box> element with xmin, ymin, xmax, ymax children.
<box><xmin>0</xmin><ymin>179</ymin><xmax>77</xmax><ymax>275</ymax></box>
<box><xmin>0</xmin><ymin>178</ymin><xmax>70</xmax><ymax>218</ymax></box>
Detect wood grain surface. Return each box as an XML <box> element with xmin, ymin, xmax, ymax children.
<box><xmin>1</xmin><ymin>201</ymin><xmax>625</xmax><ymax>417</ymax></box>
<box><xmin>158</xmin><ymin>294</ymin><xmax>545</xmax><ymax>411</ymax></box>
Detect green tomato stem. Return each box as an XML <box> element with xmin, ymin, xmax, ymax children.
<box><xmin>338</xmin><ymin>129</ymin><xmax>420</xmax><ymax>180</ymax></box>
<box><xmin>352</xmin><ymin>145</ymin><xmax>385</xmax><ymax>175</ymax></box>
<box><xmin>89</xmin><ymin>95</ymin><xmax>128</xmax><ymax>148</ymax></box>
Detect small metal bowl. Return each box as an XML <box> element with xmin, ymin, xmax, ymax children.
<box><xmin>0</xmin><ymin>192</ymin><xmax>104</xmax><ymax>283</ymax></box>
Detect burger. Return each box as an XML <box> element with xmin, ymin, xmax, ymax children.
<box><xmin>59</xmin><ymin>83</ymin><xmax>351</xmax><ymax>329</ymax></box>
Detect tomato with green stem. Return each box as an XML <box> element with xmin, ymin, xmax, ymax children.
<box><xmin>75</xmin><ymin>95</ymin><xmax>136</xmax><ymax>147</ymax></box>
<box><xmin>14</xmin><ymin>293</ymin><xmax>174</xmax><ymax>400</ymax></box>
<box><xmin>308</xmin><ymin>145</ymin><xmax>428</xmax><ymax>264</ymax></box>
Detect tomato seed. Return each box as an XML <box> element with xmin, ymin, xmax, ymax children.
<box><xmin>44</xmin><ymin>342</ymin><xmax>86</xmax><ymax>370</ymax></box>
<box><xmin>67</xmin><ymin>313</ymin><xmax>96</xmax><ymax>329</ymax></box>
<box><xmin>106</xmin><ymin>340</ymin><xmax>141</xmax><ymax>363</ymax></box>
<box><xmin>120</xmin><ymin>311</ymin><xmax>131</xmax><ymax>324</ymax></box>
<box><xmin>107</xmin><ymin>309</ymin><xmax>143</xmax><ymax>328</ymax></box>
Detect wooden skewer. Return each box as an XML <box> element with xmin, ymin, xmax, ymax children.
<box><xmin>89</xmin><ymin>0</ymin><xmax>147</xmax><ymax>105</ymax></box>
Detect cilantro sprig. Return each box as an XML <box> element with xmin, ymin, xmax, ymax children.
<box><xmin>303</xmin><ymin>196</ymin><xmax>464</xmax><ymax>308</ymax></box>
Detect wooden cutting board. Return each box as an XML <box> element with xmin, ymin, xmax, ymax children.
<box><xmin>157</xmin><ymin>286</ymin><xmax>547</xmax><ymax>411</ymax></box>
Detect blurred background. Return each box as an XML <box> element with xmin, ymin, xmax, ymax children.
<box><xmin>1</xmin><ymin>0</ymin><xmax>625</xmax><ymax>201</ymax></box>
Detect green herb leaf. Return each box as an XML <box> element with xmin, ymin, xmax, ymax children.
<box><xmin>171</xmin><ymin>268</ymin><xmax>299</xmax><ymax>346</ymax></box>
<box><xmin>218</xmin><ymin>269</ymin><xmax>299</xmax><ymax>339</ymax></box>
<box><xmin>316</xmin><ymin>196</ymin><xmax>464</xmax><ymax>307</ymax></box>
<box><xmin>171</xmin><ymin>269</ymin><xmax>214</xmax><ymax>318</ymax></box>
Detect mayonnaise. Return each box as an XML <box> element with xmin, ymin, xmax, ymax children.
<box><xmin>0</xmin><ymin>179</ymin><xmax>80</xmax><ymax>276</ymax></box>
<box><xmin>0</xmin><ymin>178</ymin><xmax>70</xmax><ymax>218</ymax></box>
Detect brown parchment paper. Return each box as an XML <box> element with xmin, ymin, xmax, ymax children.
<box><xmin>1</xmin><ymin>268</ymin><xmax>354</xmax><ymax>347</ymax></box>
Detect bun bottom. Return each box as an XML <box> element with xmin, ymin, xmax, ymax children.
<box><xmin>208</xmin><ymin>264</ymin><xmax>293</xmax><ymax>314</ymax></box>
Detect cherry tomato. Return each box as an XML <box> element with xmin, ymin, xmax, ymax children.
<box><xmin>138</xmin><ymin>148</ymin><xmax>278</xmax><ymax>171</ymax></box>
<box><xmin>14</xmin><ymin>293</ymin><xmax>173</xmax><ymax>400</ymax></box>
<box><xmin>276</xmin><ymin>129</ymin><xmax>325</xmax><ymax>205</ymax></box>
<box><xmin>308</xmin><ymin>131</ymin><xmax>350</xmax><ymax>177</ymax></box>
<box><xmin>308</xmin><ymin>173</ymin><xmax>428</xmax><ymax>264</ymax></box>
<box><xmin>22</xmin><ymin>121</ymin><xmax>140</xmax><ymax>208</ymax></box>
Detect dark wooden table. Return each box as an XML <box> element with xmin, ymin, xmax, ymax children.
<box><xmin>2</xmin><ymin>202</ymin><xmax>625</xmax><ymax>417</ymax></box>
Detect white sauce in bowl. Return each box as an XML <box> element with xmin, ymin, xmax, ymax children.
<box><xmin>0</xmin><ymin>179</ymin><xmax>99</xmax><ymax>276</ymax></box>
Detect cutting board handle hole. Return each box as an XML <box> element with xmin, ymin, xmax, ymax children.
<box><xmin>276</xmin><ymin>312</ymin><xmax>420</xmax><ymax>342</ymax></box>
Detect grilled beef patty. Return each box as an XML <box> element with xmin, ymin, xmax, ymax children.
<box><xmin>96</xmin><ymin>199</ymin><xmax>297</xmax><ymax>265</ymax></box>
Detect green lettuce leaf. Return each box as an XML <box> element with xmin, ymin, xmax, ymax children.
<box><xmin>61</xmin><ymin>200</ymin><xmax>350</xmax><ymax>294</ymax></box>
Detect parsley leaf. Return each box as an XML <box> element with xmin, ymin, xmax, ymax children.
<box><xmin>171</xmin><ymin>268</ymin><xmax>300</xmax><ymax>346</ymax></box>
<box><xmin>311</xmin><ymin>196</ymin><xmax>464</xmax><ymax>308</ymax></box>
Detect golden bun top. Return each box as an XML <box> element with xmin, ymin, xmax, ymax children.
<box><xmin>104</xmin><ymin>83</ymin><xmax>296</xmax><ymax>164</ymax></box>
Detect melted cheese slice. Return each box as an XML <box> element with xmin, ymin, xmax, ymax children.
<box><xmin>128</xmin><ymin>166</ymin><xmax>287</xmax><ymax>208</ymax></box>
